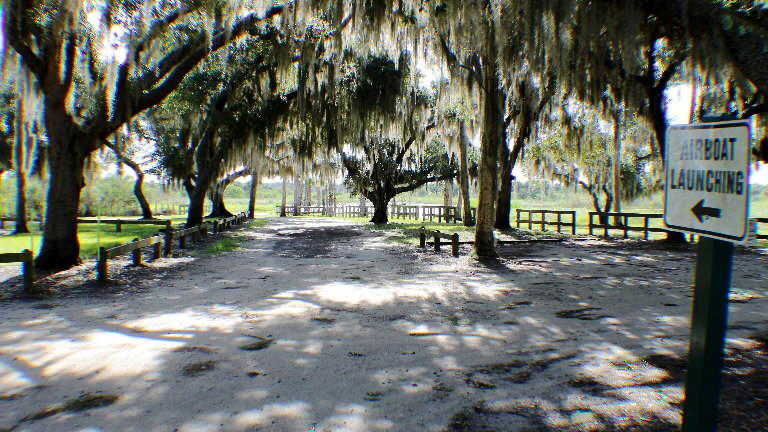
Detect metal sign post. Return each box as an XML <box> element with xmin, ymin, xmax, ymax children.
<box><xmin>664</xmin><ymin>119</ymin><xmax>751</xmax><ymax>432</ymax></box>
<box><xmin>681</xmin><ymin>236</ymin><xmax>733</xmax><ymax>431</ymax></box>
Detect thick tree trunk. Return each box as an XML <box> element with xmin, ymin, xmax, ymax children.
<box><xmin>293</xmin><ymin>175</ymin><xmax>302</xmax><ymax>216</ymax></box>
<box><xmin>647</xmin><ymin>66</ymin><xmax>685</xmax><ymax>243</ymax></box>
<box><xmin>474</xmin><ymin>39</ymin><xmax>503</xmax><ymax>258</ymax></box>
<box><xmin>36</xmin><ymin>137</ymin><xmax>88</xmax><ymax>270</ymax></box>
<box><xmin>495</xmin><ymin>146</ymin><xmax>512</xmax><ymax>230</ymax></box>
<box><xmin>458</xmin><ymin>121</ymin><xmax>473</xmax><ymax>226</ymax></box>
<box><xmin>186</xmin><ymin>186</ymin><xmax>207</xmax><ymax>227</ymax></box>
<box><xmin>370</xmin><ymin>196</ymin><xmax>390</xmax><ymax>225</ymax></box>
<box><xmin>359</xmin><ymin>196</ymin><xmax>368</xmax><ymax>217</ymax></box>
<box><xmin>248</xmin><ymin>171</ymin><xmax>258</xmax><ymax>219</ymax></box>
<box><xmin>612</xmin><ymin>107</ymin><xmax>622</xmax><ymax>225</ymax></box>
<box><xmin>104</xmin><ymin>140</ymin><xmax>154</xmax><ymax>219</ymax></box>
<box><xmin>13</xmin><ymin>145</ymin><xmax>29</xmax><ymax>234</ymax></box>
<box><xmin>280</xmin><ymin>177</ymin><xmax>287</xmax><ymax>217</ymax></box>
<box><xmin>206</xmin><ymin>169</ymin><xmax>248</xmax><ymax>218</ymax></box>
<box><xmin>443</xmin><ymin>180</ymin><xmax>453</xmax><ymax>220</ymax></box>
<box><xmin>206</xmin><ymin>188</ymin><xmax>234</xmax><ymax>218</ymax></box>
<box><xmin>304</xmin><ymin>179</ymin><xmax>311</xmax><ymax>207</ymax></box>
<box><xmin>133</xmin><ymin>173</ymin><xmax>153</xmax><ymax>219</ymax></box>
<box><xmin>12</xmin><ymin>99</ymin><xmax>29</xmax><ymax>234</ymax></box>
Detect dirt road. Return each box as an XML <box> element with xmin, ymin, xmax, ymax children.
<box><xmin>1</xmin><ymin>217</ymin><xmax>767</xmax><ymax>431</ymax></box>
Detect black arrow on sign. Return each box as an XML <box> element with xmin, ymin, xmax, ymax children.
<box><xmin>691</xmin><ymin>199</ymin><xmax>721</xmax><ymax>223</ymax></box>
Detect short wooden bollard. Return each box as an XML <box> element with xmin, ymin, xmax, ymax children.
<box><xmin>419</xmin><ymin>232</ymin><xmax>426</xmax><ymax>248</ymax></box>
<box><xmin>131</xmin><ymin>238</ymin><xmax>142</xmax><ymax>265</ymax></box>
<box><xmin>434</xmin><ymin>231</ymin><xmax>440</xmax><ymax>252</ymax></box>
<box><xmin>164</xmin><ymin>230</ymin><xmax>174</xmax><ymax>257</ymax></box>
<box><xmin>21</xmin><ymin>249</ymin><xmax>34</xmax><ymax>293</ymax></box>
<box><xmin>153</xmin><ymin>241</ymin><xmax>162</xmax><ymax>260</ymax></box>
<box><xmin>179</xmin><ymin>232</ymin><xmax>186</xmax><ymax>249</ymax></box>
<box><xmin>451</xmin><ymin>233</ymin><xmax>459</xmax><ymax>257</ymax></box>
<box><xmin>213</xmin><ymin>221</ymin><xmax>219</xmax><ymax>233</ymax></box>
<box><xmin>98</xmin><ymin>247</ymin><xmax>108</xmax><ymax>283</ymax></box>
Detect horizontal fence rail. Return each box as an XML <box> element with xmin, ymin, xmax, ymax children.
<box><xmin>418</xmin><ymin>227</ymin><xmax>460</xmax><ymax>257</ymax></box>
<box><xmin>0</xmin><ymin>218</ymin><xmax>43</xmax><ymax>230</ymax></box>
<box><xmin>516</xmin><ymin>209</ymin><xmax>576</xmax><ymax>234</ymax></box>
<box><xmin>96</xmin><ymin>212</ymin><xmax>248</xmax><ymax>282</ymax></box>
<box><xmin>390</xmin><ymin>205</ymin><xmax>420</xmax><ymax>220</ymax></box>
<box><xmin>753</xmin><ymin>218</ymin><xmax>768</xmax><ymax>240</ymax></box>
<box><xmin>0</xmin><ymin>249</ymin><xmax>34</xmax><ymax>292</ymax></box>
<box><xmin>275</xmin><ymin>204</ymin><xmax>476</xmax><ymax>223</ymax></box>
<box><xmin>588</xmin><ymin>212</ymin><xmax>666</xmax><ymax>240</ymax></box>
<box><xmin>98</xmin><ymin>235</ymin><xmax>164</xmax><ymax>282</ymax></box>
<box><xmin>78</xmin><ymin>218</ymin><xmax>172</xmax><ymax>232</ymax></box>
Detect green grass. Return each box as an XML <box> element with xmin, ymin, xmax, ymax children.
<box><xmin>201</xmin><ymin>237</ymin><xmax>242</xmax><ymax>255</ymax></box>
<box><xmin>1</xmin><ymin>216</ymin><xmax>187</xmax><ymax>263</ymax></box>
<box><xmin>0</xmin><ymin>222</ymin><xmax>180</xmax><ymax>262</ymax></box>
<box><xmin>247</xmin><ymin>218</ymin><xmax>270</xmax><ymax>229</ymax></box>
<box><xmin>0</xmin><ymin>215</ymin><xmax>273</xmax><ymax>264</ymax></box>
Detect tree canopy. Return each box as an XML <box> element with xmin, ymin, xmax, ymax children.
<box><xmin>1</xmin><ymin>0</ymin><xmax>767</xmax><ymax>268</ymax></box>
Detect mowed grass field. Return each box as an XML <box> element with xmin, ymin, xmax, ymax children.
<box><xmin>2</xmin><ymin>192</ymin><xmax>767</xmax><ymax>263</ymax></box>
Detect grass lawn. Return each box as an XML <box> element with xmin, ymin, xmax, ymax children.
<box><xmin>0</xmin><ymin>218</ymin><xmax>188</xmax><ymax>263</ymax></box>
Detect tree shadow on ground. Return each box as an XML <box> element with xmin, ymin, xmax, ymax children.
<box><xmin>0</xmin><ymin>218</ymin><xmax>766</xmax><ymax>431</ymax></box>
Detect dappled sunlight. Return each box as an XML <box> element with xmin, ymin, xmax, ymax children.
<box><xmin>253</xmin><ymin>298</ymin><xmax>323</xmax><ymax>319</ymax></box>
<box><xmin>0</xmin><ymin>218</ymin><xmax>765</xmax><ymax>431</ymax></box>
<box><xmin>3</xmin><ymin>329</ymin><xmax>184</xmax><ymax>380</ymax></box>
<box><xmin>125</xmin><ymin>306</ymin><xmax>243</xmax><ymax>333</ymax></box>
<box><xmin>233</xmin><ymin>388</ymin><xmax>270</xmax><ymax>401</ymax></box>
<box><xmin>320</xmin><ymin>404</ymin><xmax>395</xmax><ymax>431</ymax></box>
<box><xmin>230</xmin><ymin>401</ymin><xmax>312</xmax><ymax>430</ymax></box>
<box><xmin>0</xmin><ymin>359</ymin><xmax>35</xmax><ymax>393</ymax></box>
<box><xmin>311</xmin><ymin>281</ymin><xmax>412</xmax><ymax>306</ymax></box>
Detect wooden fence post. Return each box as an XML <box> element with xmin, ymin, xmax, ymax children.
<box><xmin>528</xmin><ymin>211</ymin><xmax>533</xmax><ymax>230</ymax></box>
<box><xmin>556</xmin><ymin>213</ymin><xmax>562</xmax><ymax>233</ymax></box>
<box><xmin>98</xmin><ymin>247</ymin><xmax>108</xmax><ymax>283</ymax></box>
<box><xmin>132</xmin><ymin>238</ymin><xmax>142</xmax><ymax>266</ymax></box>
<box><xmin>516</xmin><ymin>209</ymin><xmax>521</xmax><ymax>228</ymax></box>
<box><xmin>21</xmin><ymin>249</ymin><xmax>34</xmax><ymax>293</ymax></box>
<box><xmin>419</xmin><ymin>230</ymin><xmax>426</xmax><ymax>248</ymax></box>
<box><xmin>153</xmin><ymin>240</ymin><xmax>162</xmax><ymax>260</ymax></box>
<box><xmin>623</xmin><ymin>215</ymin><xmax>629</xmax><ymax>239</ymax></box>
<box><xmin>644</xmin><ymin>217</ymin><xmax>650</xmax><ymax>240</ymax></box>
<box><xmin>571</xmin><ymin>211</ymin><xmax>577</xmax><ymax>235</ymax></box>
<box><xmin>116</xmin><ymin>221</ymin><xmax>122</xmax><ymax>232</ymax></box>
<box><xmin>588</xmin><ymin>213</ymin><xmax>594</xmax><ymax>236</ymax></box>
<box><xmin>451</xmin><ymin>233</ymin><xmax>459</xmax><ymax>257</ymax></box>
<box><xmin>434</xmin><ymin>231</ymin><xmax>440</xmax><ymax>252</ymax></box>
<box><xmin>164</xmin><ymin>230</ymin><xmax>173</xmax><ymax>257</ymax></box>
<box><xmin>603</xmin><ymin>214</ymin><xmax>609</xmax><ymax>238</ymax></box>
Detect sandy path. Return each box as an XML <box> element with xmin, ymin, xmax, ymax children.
<box><xmin>1</xmin><ymin>217</ymin><xmax>767</xmax><ymax>432</ymax></box>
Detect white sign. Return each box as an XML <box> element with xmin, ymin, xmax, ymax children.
<box><xmin>664</xmin><ymin>121</ymin><xmax>751</xmax><ymax>242</ymax></box>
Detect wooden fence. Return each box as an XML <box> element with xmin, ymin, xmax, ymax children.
<box><xmin>0</xmin><ymin>218</ymin><xmax>43</xmax><ymax>230</ymax></box>
<box><xmin>97</xmin><ymin>212</ymin><xmax>248</xmax><ymax>282</ymax></box>
<box><xmin>0</xmin><ymin>249</ymin><xmax>34</xmax><ymax>292</ymax></box>
<box><xmin>588</xmin><ymin>212</ymin><xmax>666</xmax><ymax>240</ymax></box>
<box><xmin>418</xmin><ymin>228</ymin><xmax>460</xmax><ymax>257</ymax></box>
<box><xmin>421</xmin><ymin>206</ymin><xmax>476</xmax><ymax>223</ymax></box>
<box><xmin>77</xmin><ymin>218</ymin><xmax>172</xmax><ymax>232</ymax></box>
<box><xmin>754</xmin><ymin>218</ymin><xmax>768</xmax><ymax>240</ymax></box>
<box><xmin>390</xmin><ymin>205</ymin><xmax>420</xmax><ymax>220</ymax></box>
<box><xmin>98</xmin><ymin>235</ymin><xmax>164</xmax><ymax>282</ymax></box>
<box><xmin>281</xmin><ymin>206</ymin><xmax>327</xmax><ymax>216</ymax></box>
<box><xmin>516</xmin><ymin>209</ymin><xmax>577</xmax><ymax>234</ymax></box>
